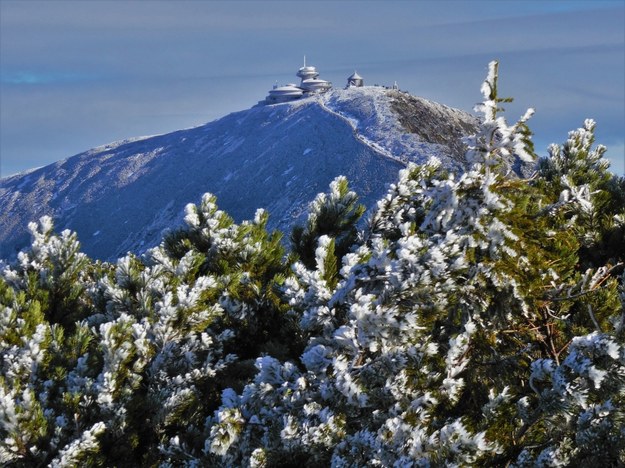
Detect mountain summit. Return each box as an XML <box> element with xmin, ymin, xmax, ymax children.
<box><xmin>0</xmin><ymin>87</ymin><xmax>478</xmax><ymax>261</ymax></box>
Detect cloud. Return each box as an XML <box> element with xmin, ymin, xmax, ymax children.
<box><xmin>1</xmin><ymin>71</ymin><xmax>95</xmax><ymax>85</ymax></box>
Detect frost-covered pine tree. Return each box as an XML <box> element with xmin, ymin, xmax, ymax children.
<box><xmin>0</xmin><ymin>195</ymin><xmax>297</xmax><ymax>466</ymax></box>
<box><xmin>203</xmin><ymin>61</ymin><xmax>624</xmax><ymax>467</ymax></box>
<box><xmin>0</xmin><ymin>218</ymin><xmax>109</xmax><ymax>466</ymax></box>
<box><xmin>537</xmin><ymin>119</ymin><xmax>625</xmax><ymax>268</ymax></box>
<box><xmin>291</xmin><ymin>175</ymin><xmax>365</xmax><ymax>275</ymax></box>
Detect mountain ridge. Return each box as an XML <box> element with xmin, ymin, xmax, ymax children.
<box><xmin>0</xmin><ymin>87</ymin><xmax>479</xmax><ymax>261</ymax></box>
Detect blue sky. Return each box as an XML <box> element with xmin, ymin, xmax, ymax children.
<box><xmin>1</xmin><ymin>0</ymin><xmax>623</xmax><ymax>177</ymax></box>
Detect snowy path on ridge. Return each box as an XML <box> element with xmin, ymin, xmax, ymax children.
<box><xmin>314</xmin><ymin>90</ymin><xmax>407</xmax><ymax>166</ymax></box>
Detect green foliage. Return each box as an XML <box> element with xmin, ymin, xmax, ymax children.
<box><xmin>537</xmin><ymin>119</ymin><xmax>625</xmax><ymax>268</ymax></box>
<box><xmin>2</xmin><ymin>218</ymin><xmax>100</xmax><ymax>330</ymax></box>
<box><xmin>159</xmin><ymin>195</ymin><xmax>300</xmax><ymax>362</ymax></box>
<box><xmin>291</xmin><ymin>176</ymin><xmax>365</xmax><ymax>271</ymax></box>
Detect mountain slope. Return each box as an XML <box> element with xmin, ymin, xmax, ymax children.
<box><xmin>0</xmin><ymin>87</ymin><xmax>478</xmax><ymax>261</ymax></box>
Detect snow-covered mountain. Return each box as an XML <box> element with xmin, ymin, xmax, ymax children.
<box><xmin>0</xmin><ymin>87</ymin><xmax>478</xmax><ymax>261</ymax></box>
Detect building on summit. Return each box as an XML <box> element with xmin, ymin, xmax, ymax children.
<box><xmin>296</xmin><ymin>59</ymin><xmax>332</xmax><ymax>94</ymax></box>
<box><xmin>265</xmin><ymin>58</ymin><xmax>333</xmax><ymax>104</ymax></box>
<box><xmin>265</xmin><ymin>83</ymin><xmax>304</xmax><ymax>103</ymax></box>
<box><xmin>347</xmin><ymin>71</ymin><xmax>364</xmax><ymax>88</ymax></box>
<box><xmin>264</xmin><ymin>59</ymin><xmax>366</xmax><ymax>104</ymax></box>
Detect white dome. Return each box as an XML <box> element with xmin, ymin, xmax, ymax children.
<box><xmin>269</xmin><ymin>84</ymin><xmax>303</xmax><ymax>96</ymax></box>
<box><xmin>297</xmin><ymin>65</ymin><xmax>319</xmax><ymax>80</ymax></box>
<box><xmin>300</xmin><ymin>78</ymin><xmax>332</xmax><ymax>92</ymax></box>
<box><xmin>266</xmin><ymin>84</ymin><xmax>304</xmax><ymax>103</ymax></box>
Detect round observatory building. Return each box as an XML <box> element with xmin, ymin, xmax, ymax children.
<box><xmin>266</xmin><ymin>83</ymin><xmax>304</xmax><ymax>103</ymax></box>
<box><xmin>264</xmin><ymin>58</ymin><xmax>332</xmax><ymax>104</ymax></box>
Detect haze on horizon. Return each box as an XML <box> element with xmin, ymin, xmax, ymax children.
<box><xmin>1</xmin><ymin>0</ymin><xmax>624</xmax><ymax>177</ymax></box>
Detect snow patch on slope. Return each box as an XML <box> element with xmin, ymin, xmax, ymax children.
<box><xmin>321</xmin><ymin>87</ymin><xmax>476</xmax><ymax>171</ymax></box>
